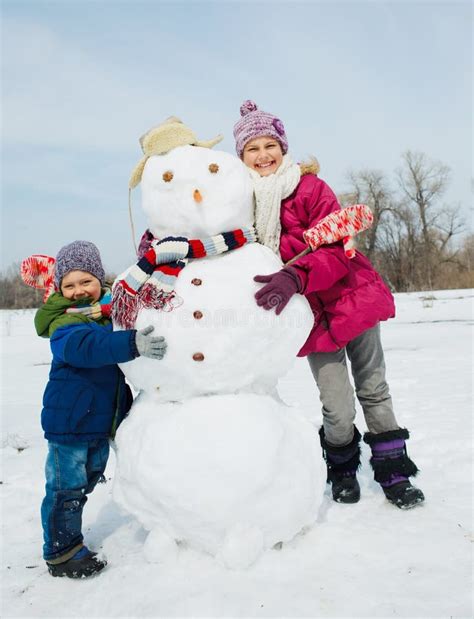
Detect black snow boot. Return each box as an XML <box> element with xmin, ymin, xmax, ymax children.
<box><xmin>364</xmin><ymin>428</ymin><xmax>425</xmax><ymax>509</ymax></box>
<box><xmin>319</xmin><ymin>426</ymin><xmax>361</xmax><ymax>504</ymax></box>
<box><xmin>47</xmin><ymin>546</ymin><xmax>107</xmax><ymax>578</ymax></box>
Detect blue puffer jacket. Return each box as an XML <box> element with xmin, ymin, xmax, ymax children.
<box><xmin>41</xmin><ymin>322</ymin><xmax>137</xmax><ymax>443</ymax></box>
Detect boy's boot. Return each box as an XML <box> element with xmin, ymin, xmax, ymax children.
<box><xmin>47</xmin><ymin>546</ymin><xmax>107</xmax><ymax>578</ymax></box>
<box><xmin>319</xmin><ymin>426</ymin><xmax>361</xmax><ymax>503</ymax></box>
<box><xmin>364</xmin><ymin>428</ymin><xmax>425</xmax><ymax>509</ymax></box>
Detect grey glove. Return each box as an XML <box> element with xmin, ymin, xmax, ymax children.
<box><xmin>134</xmin><ymin>325</ymin><xmax>167</xmax><ymax>360</ymax></box>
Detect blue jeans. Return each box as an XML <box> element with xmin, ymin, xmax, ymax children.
<box><xmin>41</xmin><ymin>439</ymin><xmax>110</xmax><ymax>562</ymax></box>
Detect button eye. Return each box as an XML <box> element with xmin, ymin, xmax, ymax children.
<box><xmin>209</xmin><ymin>163</ymin><xmax>219</xmax><ymax>174</ymax></box>
<box><xmin>162</xmin><ymin>171</ymin><xmax>174</xmax><ymax>182</ymax></box>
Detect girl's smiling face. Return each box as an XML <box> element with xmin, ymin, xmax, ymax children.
<box><xmin>242</xmin><ymin>136</ymin><xmax>283</xmax><ymax>177</ymax></box>
<box><xmin>60</xmin><ymin>270</ymin><xmax>102</xmax><ymax>302</ymax></box>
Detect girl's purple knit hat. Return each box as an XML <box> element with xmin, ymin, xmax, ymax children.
<box><xmin>233</xmin><ymin>100</ymin><xmax>288</xmax><ymax>158</ymax></box>
<box><xmin>54</xmin><ymin>240</ymin><xmax>105</xmax><ymax>288</ymax></box>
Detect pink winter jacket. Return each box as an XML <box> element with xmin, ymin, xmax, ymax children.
<box><xmin>279</xmin><ymin>174</ymin><xmax>395</xmax><ymax>355</ymax></box>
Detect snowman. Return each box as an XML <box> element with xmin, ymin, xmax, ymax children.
<box><xmin>112</xmin><ymin>117</ymin><xmax>325</xmax><ymax>569</ymax></box>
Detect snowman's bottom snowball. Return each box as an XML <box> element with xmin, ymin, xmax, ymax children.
<box><xmin>217</xmin><ymin>522</ymin><xmax>264</xmax><ymax>570</ymax></box>
<box><xmin>143</xmin><ymin>527</ymin><xmax>179</xmax><ymax>565</ymax></box>
<box><xmin>114</xmin><ymin>393</ymin><xmax>325</xmax><ymax>561</ymax></box>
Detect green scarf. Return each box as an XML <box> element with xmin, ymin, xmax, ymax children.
<box><xmin>34</xmin><ymin>290</ymin><xmax>111</xmax><ymax>339</ymax></box>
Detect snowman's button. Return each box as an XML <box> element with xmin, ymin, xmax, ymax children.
<box><xmin>192</xmin><ymin>352</ymin><xmax>205</xmax><ymax>362</ymax></box>
<box><xmin>193</xmin><ymin>310</ymin><xmax>203</xmax><ymax>319</ymax></box>
<box><xmin>156</xmin><ymin>386</ymin><xmax>160</xmax><ymax>391</ymax></box>
<box><xmin>191</xmin><ymin>278</ymin><xmax>202</xmax><ymax>286</ymax></box>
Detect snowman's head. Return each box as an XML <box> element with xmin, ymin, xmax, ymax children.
<box><xmin>141</xmin><ymin>145</ymin><xmax>254</xmax><ymax>238</ymax></box>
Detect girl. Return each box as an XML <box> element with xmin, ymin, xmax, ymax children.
<box><xmin>233</xmin><ymin>100</ymin><xmax>424</xmax><ymax>509</ymax></box>
<box><xmin>34</xmin><ymin>240</ymin><xmax>167</xmax><ymax>578</ymax></box>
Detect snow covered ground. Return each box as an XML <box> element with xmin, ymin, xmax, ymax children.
<box><xmin>1</xmin><ymin>289</ymin><xmax>472</xmax><ymax>618</ymax></box>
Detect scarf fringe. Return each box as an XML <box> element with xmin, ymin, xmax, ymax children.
<box><xmin>140</xmin><ymin>282</ymin><xmax>176</xmax><ymax>312</ymax></box>
<box><xmin>112</xmin><ymin>283</ymin><xmax>178</xmax><ymax>329</ymax></box>
<box><xmin>112</xmin><ymin>286</ymin><xmax>140</xmax><ymax>330</ymax></box>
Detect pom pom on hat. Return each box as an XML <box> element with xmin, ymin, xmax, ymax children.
<box><xmin>20</xmin><ymin>254</ymin><xmax>56</xmax><ymax>301</ymax></box>
<box><xmin>233</xmin><ymin>100</ymin><xmax>288</xmax><ymax>158</ymax></box>
<box><xmin>240</xmin><ymin>100</ymin><xmax>258</xmax><ymax>116</ymax></box>
<box><xmin>54</xmin><ymin>240</ymin><xmax>105</xmax><ymax>288</ymax></box>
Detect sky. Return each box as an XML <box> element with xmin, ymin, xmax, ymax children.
<box><xmin>2</xmin><ymin>0</ymin><xmax>472</xmax><ymax>275</ymax></box>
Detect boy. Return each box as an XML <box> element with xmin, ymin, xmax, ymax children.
<box><xmin>35</xmin><ymin>240</ymin><xmax>166</xmax><ymax>578</ymax></box>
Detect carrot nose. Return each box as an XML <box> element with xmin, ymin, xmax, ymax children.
<box><xmin>193</xmin><ymin>189</ymin><xmax>203</xmax><ymax>203</ymax></box>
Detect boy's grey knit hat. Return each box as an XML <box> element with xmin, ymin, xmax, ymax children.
<box><xmin>54</xmin><ymin>240</ymin><xmax>105</xmax><ymax>288</ymax></box>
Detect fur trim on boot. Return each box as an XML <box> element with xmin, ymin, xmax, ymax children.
<box><xmin>319</xmin><ymin>426</ymin><xmax>361</xmax><ymax>474</ymax></box>
<box><xmin>363</xmin><ymin>427</ymin><xmax>410</xmax><ymax>445</ymax></box>
<box><xmin>364</xmin><ymin>428</ymin><xmax>425</xmax><ymax>509</ymax></box>
<box><xmin>363</xmin><ymin>428</ymin><xmax>418</xmax><ymax>484</ymax></box>
<box><xmin>319</xmin><ymin>426</ymin><xmax>361</xmax><ymax>503</ymax></box>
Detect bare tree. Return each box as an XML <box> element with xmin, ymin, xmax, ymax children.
<box><xmin>343</xmin><ymin>151</ymin><xmax>467</xmax><ymax>291</ymax></box>
<box><xmin>344</xmin><ymin>169</ymin><xmax>394</xmax><ymax>261</ymax></box>
<box><xmin>0</xmin><ymin>263</ymin><xmax>44</xmax><ymax>309</ymax></box>
<box><xmin>395</xmin><ymin>151</ymin><xmax>463</xmax><ymax>288</ymax></box>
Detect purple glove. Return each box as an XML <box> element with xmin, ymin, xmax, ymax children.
<box><xmin>254</xmin><ymin>267</ymin><xmax>302</xmax><ymax>315</ymax></box>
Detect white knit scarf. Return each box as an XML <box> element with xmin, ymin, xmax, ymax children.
<box><xmin>248</xmin><ymin>155</ymin><xmax>301</xmax><ymax>255</ymax></box>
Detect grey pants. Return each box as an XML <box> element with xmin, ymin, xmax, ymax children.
<box><xmin>307</xmin><ymin>324</ymin><xmax>399</xmax><ymax>447</ymax></box>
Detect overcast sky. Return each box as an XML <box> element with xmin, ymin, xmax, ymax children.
<box><xmin>2</xmin><ymin>0</ymin><xmax>472</xmax><ymax>274</ymax></box>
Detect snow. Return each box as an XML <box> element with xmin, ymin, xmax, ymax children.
<box><xmin>1</xmin><ymin>288</ymin><xmax>472</xmax><ymax>617</ymax></box>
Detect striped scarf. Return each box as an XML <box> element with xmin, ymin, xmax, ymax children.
<box><xmin>113</xmin><ymin>228</ymin><xmax>257</xmax><ymax>328</ymax></box>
